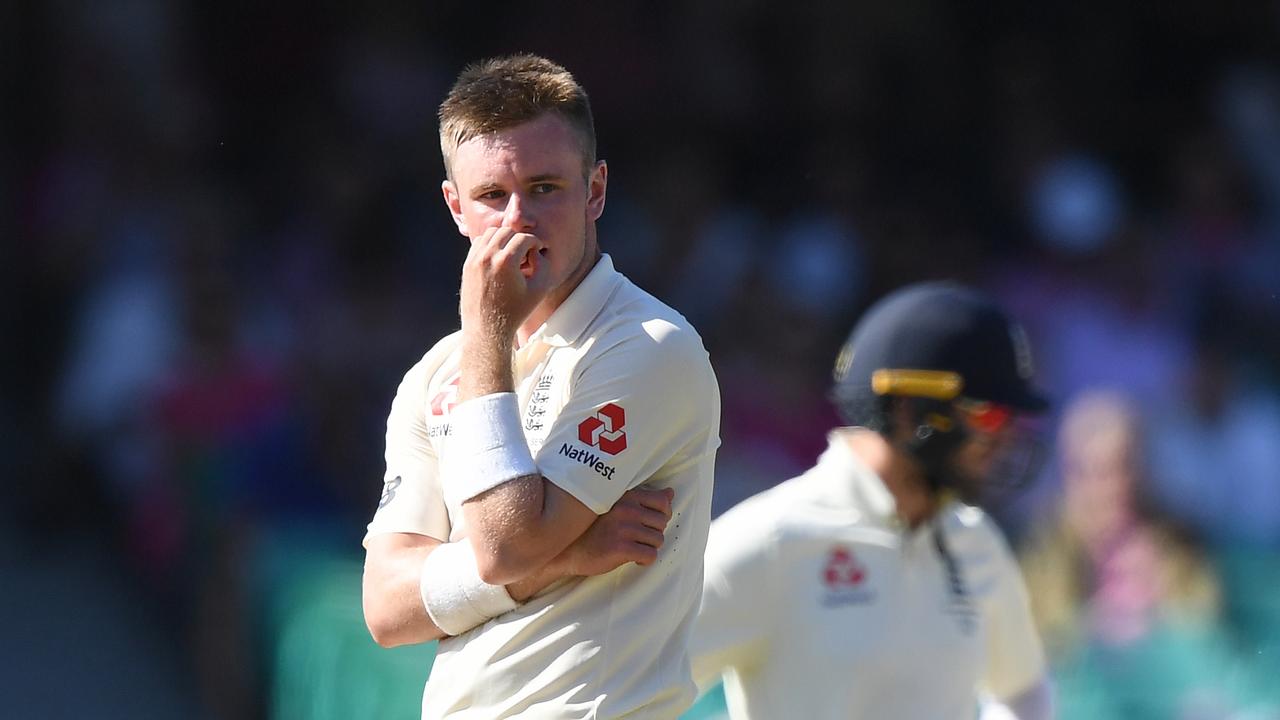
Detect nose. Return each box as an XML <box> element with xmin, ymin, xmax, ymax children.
<box><xmin>502</xmin><ymin>192</ymin><xmax>535</xmax><ymax>231</ymax></box>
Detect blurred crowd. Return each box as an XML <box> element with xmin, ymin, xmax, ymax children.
<box><xmin>6</xmin><ymin>1</ymin><xmax>1280</xmax><ymax>718</ymax></box>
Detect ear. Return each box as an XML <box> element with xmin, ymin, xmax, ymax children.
<box><xmin>441</xmin><ymin>179</ymin><xmax>469</xmax><ymax>237</ymax></box>
<box><xmin>586</xmin><ymin>160</ymin><xmax>607</xmax><ymax>222</ymax></box>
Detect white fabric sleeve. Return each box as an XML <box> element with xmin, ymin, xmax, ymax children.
<box><xmin>535</xmin><ymin>322</ymin><xmax>718</xmax><ymax>514</ymax></box>
<box><xmin>364</xmin><ymin>356</ymin><xmax>452</xmax><ymax>545</ymax></box>
<box><xmin>980</xmin><ymin>525</ymin><xmax>1049</xmax><ymax>700</ymax></box>
<box><xmin>689</xmin><ymin>501</ymin><xmax>777</xmax><ymax>691</ymax></box>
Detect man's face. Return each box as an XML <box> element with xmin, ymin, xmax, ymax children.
<box><xmin>442</xmin><ymin>113</ymin><xmax>607</xmax><ymax>300</ymax></box>
<box><xmin>947</xmin><ymin>403</ymin><xmax>1042</xmax><ymax>502</ymax></box>
<box><xmin>950</xmin><ymin>427</ymin><xmax>1013</xmax><ymax>485</ymax></box>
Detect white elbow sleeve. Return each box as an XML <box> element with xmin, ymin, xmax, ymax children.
<box><xmin>420</xmin><ymin>540</ymin><xmax>518</xmax><ymax>636</ymax></box>
<box><xmin>441</xmin><ymin>392</ymin><xmax>538</xmax><ymax>507</ymax></box>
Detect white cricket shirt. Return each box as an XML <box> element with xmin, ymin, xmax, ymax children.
<box><xmin>366</xmin><ymin>255</ymin><xmax>721</xmax><ymax>719</ymax></box>
<box><xmin>690</xmin><ymin>430</ymin><xmax>1045</xmax><ymax>720</ymax></box>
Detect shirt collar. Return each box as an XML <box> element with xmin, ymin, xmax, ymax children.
<box><xmin>529</xmin><ymin>253</ymin><xmax>622</xmax><ymax>348</ymax></box>
<box><xmin>818</xmin><ymin>429</ymin><xmax>963</xmax><ymax>538</ymax></box>
<box><xmin>818</xmin><ymin>429</ymin><xmax>901</xmax><ymax>528</ymax></box>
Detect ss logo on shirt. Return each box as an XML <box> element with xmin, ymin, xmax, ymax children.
<box><xmin>379</xmin><ymin>476</ymin><xmax>402</xmax><ymax>508</ymax></box>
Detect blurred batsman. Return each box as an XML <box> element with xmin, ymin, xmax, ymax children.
<box><xmin>362</xmin><ymin>55</ymin><xmax>720</xmax><ymax>719</ymax></box>
<box><xmin>690</xmin><ymin>283</ymin><xmax>1055</xmax><ymax>719</ymax></box>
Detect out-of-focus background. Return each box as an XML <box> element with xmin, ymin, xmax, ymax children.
<box><xmin>5</xmin><ymin>1</ymin><xmax>1280</xmax><ymax>718</ymax></box>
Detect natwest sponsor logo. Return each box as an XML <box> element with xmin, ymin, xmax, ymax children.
<box><xmin>821</xmin><ymin>545</ymin><xmax>876</xmax><ymax>607</ymax></box>
<box><xmin>430</xmin><ymin>375</ymin><xmax>461</xmax><ymax>416</ymax></box>
<box><xmin>824</xmin><ymin>546</ymin><xmax>866</xmax><ymax>589</ymax></box>
<box><xmin>577</xmin><ymin>403</ymin><xmax>627</xmax><ymax>455</ymax></box>
<box><xmin>559</xmin><ymin>442</ymin><xmax>618</xmax><ymax>480</ymax></box>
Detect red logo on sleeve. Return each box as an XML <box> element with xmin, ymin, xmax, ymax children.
<box><xmin>577</xmin><ymin>403</ymin><xmax>627</xmax><ymax>455</ymax></box>
<box><xmin>430</xmin><ymin>375</ymin><xmax>461</xmax><ymax>416</ymax></box>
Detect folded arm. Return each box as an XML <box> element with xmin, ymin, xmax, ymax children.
<box><xmin>462</xmin><ymin>475</ymin><xmax>601</xmax><ymax>584</ymax></box>
<box><xmin>363</xmin><ymin>533</ymin><xmax>447</xmax><ymax>647</ymax></box>
<box><xmin>363</xmin><ymin>486</ymin><xmax>672</xmax><ymax>646</ymax></box>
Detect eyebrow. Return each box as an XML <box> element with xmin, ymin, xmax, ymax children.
<box><xmin>471</xmin><ymin>182</ymin><xmax>505</xmax><ymax>196</ymax></box>
<box><xmin>470</xmin><ymin>174</ymin><xmax>567</xmax><ymax>196</ymax></box>
<box><xmin>526</xmin><ymin>174</ymin><xmax>565</xmax><ymax>184</ymax></box>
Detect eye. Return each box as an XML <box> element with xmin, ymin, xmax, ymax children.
<box><xmin>531</xmin><ymin>183</ymin><xmax>557</xmax><ymax>194</ymax></box>
<box><xmin>955</xmin><ymin>399</ymin><xmax>1014</xmax><ymax>434</ymax></box>
<box><xmin>478</xmin><ymin>189</ymin><xmax>506</xmax><ymax>201</ymax></box>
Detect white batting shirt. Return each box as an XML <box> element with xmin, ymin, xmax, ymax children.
<box><xmin>366</xmin><ymin>254</ymin><xmax>721</xmax><ymax>719</ymax></box>
<box><xmin>690</xmin><ymin>430</ymin><xmax>1045</xmax><ymax>720</ymax></box>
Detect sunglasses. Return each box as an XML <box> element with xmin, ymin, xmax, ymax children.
<box><xmin>954</xmin><ymin>399</ymin><xmax>1015</xmax><ymax>434</ymax></box>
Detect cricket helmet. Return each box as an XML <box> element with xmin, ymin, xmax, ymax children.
<box><xmin>831</xmin><ymin>282</ymin><xmax>1050</xmax><ymax>495</ymax></box>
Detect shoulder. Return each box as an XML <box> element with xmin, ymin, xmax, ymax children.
<box><xmin>704</xmin><ymin>486</ymin><xmax>786</xmax><ymax>581</ymax></box>
<box><xmin>710</xmin><ymin>473</ymin><xmax>832</xmax><ymax>552</ymax></box>
<box><xmin>942</xmin><ymin>503</ymin><xmax>1011</xmax><ymax>551</ymax></box>
<box><xmin>386</xmin><ymin>332</ymin><xmax>463</xmax><ymax>422</ymax></box>
<box><xmin>706</xmin><ymin>471</ymin><xmax>877</xmax><ymax>592</ymax></box>
<box><xmin>592</xmin><ymin>276</ymin><xmax>710</xmax><ymax>364</ymax></box>
<box><xmin>397</xmin><ymin>331</ymin><xmax>463</xmax><ymax>391</ymax></box>
<box><xmin>570</xmin><ymin>279</ymin><xmax>716</xmax><ymax>406</ymax></box>
<box><xmin>422</xmin><ymin>330</ymin><xmax>464</xmax><ymax>370</ymax></box>
<box><xmin>939</xmin><ymin>502</ymin><xmax>1024</xmax><ymax>588</ymax></box>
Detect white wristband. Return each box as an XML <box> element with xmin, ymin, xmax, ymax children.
<box><xmin>442</xmin><ymin>392</ymin><xmax>538</xmax><ymax>506</ymax></box>
<box><xmin>421</xmin><ymin>540</ymin><xmax>518</xmax><ymax>636</ymax></box>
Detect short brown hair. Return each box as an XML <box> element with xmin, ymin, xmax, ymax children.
<box><xmin>438</xmin><ymin>54</ymin><xmax>596</xmax><ymax>180</ymax></box>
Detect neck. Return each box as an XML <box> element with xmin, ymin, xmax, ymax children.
<box><xmin>516</xmin><ymin>242</ymin><xmax>601</xmax><ymax>346</ymax></box>
<box><xmin>842</xmin><ymin>428</ymin><xmax>939</xmax><ymax>528</ymax></box>
<box><xmin>517</xmin><ymin>304</ymin><xmax>554</xmax><ymax>347</ymax></box>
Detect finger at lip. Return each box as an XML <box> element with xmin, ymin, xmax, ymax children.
<box><xmin>499</xmin><ymin>238</ymin><xmax>535</xmax><ymax>278</ymax></box>
<box><xmin>499</xmin><ymin>232</ymin><xmax>540</xmax><ymax>264</ymax></box>
<box><xmin>493</xmin><ymin>228</ymin><xmax>536</xmax><ymax>251</ymax></box>
<box><xmin>473</xmin><ymin>227</ymin><xmax>517</xmax><ymax>256</ymax></box>
<box><xmin>517</xmin><ymin>238</ymin><xmax>542</xmax><ymax>276</ymax></box>
<box><xmin>471</xmin><ymin>226</ymin><xmax>502</xmax><ymax>248</ymax></box>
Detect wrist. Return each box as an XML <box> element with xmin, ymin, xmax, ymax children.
<box><xmin>506</xmin><ymin>574</ymin><xmax>543</xmax><ymax>603</ymax></box>
<box><xmin>540</xmin><ymin>549</ymin><xmax>572</xmax><ymax>579</ymax></box>
<box><xmin>461</xmin><ymin>317</ymin><xmax>517</xmax><ymax>353</ymax></box>
<box><xmin>439</xmin><ymin>392</ymin><xmax>538</xmax><ymax>508</ymax></box>
<box><xmin>507</xmin><ymin>556</ymin><xmax>575</xmax><ymax>602</ymax></box>
<box><xmin>421</xmin><ymin>541</ymin><xmax>517</xmax><ymax>636</ymax></box>
<box><xmin>459</xmin><ymin>330</ymin><xmax>515</xmax><ymax>400</ymax></box>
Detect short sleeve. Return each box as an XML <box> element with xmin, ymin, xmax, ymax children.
<box><xmin>363</xmin><ymin>357</ymin><xmax>452</xmax><ymax>545</ymax></box>
<box><xmin>689</xmin><ymin>499</ymin><xmax>777</xmax><ymax>690</ymax></box>
<box><xmin>534</xmin><ymin>320</ymin><xmax>717</xmax><ymax>514</ymax></box>
<box><xmin>980</xmin><ymin>528</ymin><xmax>1048</xmax><ymax>700</ymax></box>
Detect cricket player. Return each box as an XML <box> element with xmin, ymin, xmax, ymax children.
<box><xmin>690</xmin><ymin>283</ymin><xmax>1054</xmax><ymax>720</ymax></box>
<box><xmin>361</xmin><ymin>55</ymin><xmax>720</xmax><ymax>718</ymax></box>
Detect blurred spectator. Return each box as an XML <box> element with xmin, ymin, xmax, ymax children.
<box><xmin>138</xmin><ymin>228</ymin><xmax>304</xmax><ymax>718</ymax></box>
<box><xmin>1020</xmin><ymin>391</ymin><xmax>1274</xmax><ymax>718</ymax></box>
<box><xmin>997</xmin><ymin>207</ymin><xmax>1194</xmax><ymax>417</ymax></box>
<box><xmin>1029</xmin><ymin>153</ymin><xmax>1125</xmax><ymax>257</ymax></box>
<box><xmin>1146</xmin><ymin>331</ymin><xmax>1280</xmax><ymax>549</ymax></box>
